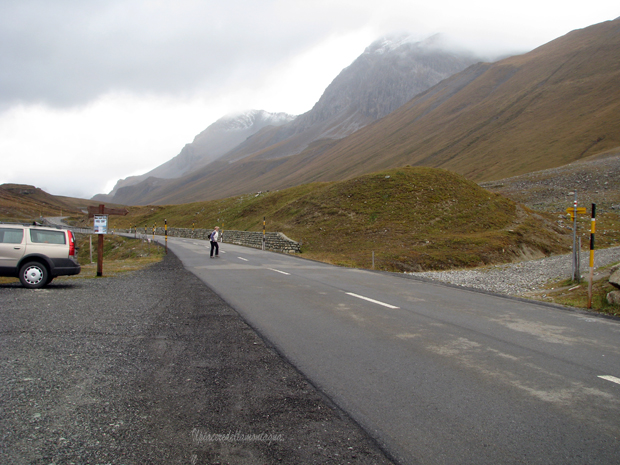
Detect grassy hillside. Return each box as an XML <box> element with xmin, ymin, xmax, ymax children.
<box><xmin>0</xmin><ymin>183</ymin><xmax>129</xmax><ymax>222</ymax></box>
<box><xmin>102</xmin><ymin>167</ymin><xmax>570</xmax><ymax>272</ymax></box>
<box><xmin>0</xmin><ymin>184</ymin><xmax>82</xmax><ymax>221</ymax></box>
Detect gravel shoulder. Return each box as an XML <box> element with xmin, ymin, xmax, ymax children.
<box><xmin>410</xmin><ymin>246</ymin><xmax>620</xmax><ymax>296</ymax></box>
<box><xmin>0</xmin><ymin>252</ymin><xmax>394</xmax><ymax>464</ymax></box>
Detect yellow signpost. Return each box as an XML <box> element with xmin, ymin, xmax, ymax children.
<box><xmin>566</xmin><ymin>207</ymin><xmax>586</xmax><ymax>220</ymax></box>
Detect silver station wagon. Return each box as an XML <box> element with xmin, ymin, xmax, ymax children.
<box><xmin>0</xmin><ymin>224</ymin><xmax>81</xmax><ymax>288</ymax></box>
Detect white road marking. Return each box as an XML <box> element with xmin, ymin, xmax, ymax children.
<box><xmin>346</xmin><ymin>292</ymin><xmax>399</xmax><ymax>309</ymax></box>
<box><xmin>267</xmin><ymin>268</ymin><xmax>290</xmax><ymax>275</ymax></box>
<box><xmin>598</xmin><ymin>375</ymin><xmax>620</xmax><ymax>385</ymax></box>
<box><xmin>238</xmin><ymin>257</ymin><xmax>249</xmax><ymax>261</ymax></box>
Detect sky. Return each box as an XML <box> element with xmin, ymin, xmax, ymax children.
<box><xmin>1</xmin><ymin>0</ymin><xmax>618</xmax><ymax>199</ymax></box>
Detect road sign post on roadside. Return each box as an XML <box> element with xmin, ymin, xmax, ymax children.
<box><xmin>567</xmin><ymin>193</ymin><xmax>587</xmax><ymax>282</ymax></box>
<box><xmin>588</xmin><ymin>204</ymin><xmax>596</xmax><ymax>308</ymax></box>
<box><xmin>87</xmin><ymin>204</ymin><xmax>128</xmax><ymax>277</ymax></box>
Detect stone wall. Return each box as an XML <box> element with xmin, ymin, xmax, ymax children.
<box><xmin>132</xmin><ymin>227</ymin><xmax>301</xmax><ymax>254</ymax></box>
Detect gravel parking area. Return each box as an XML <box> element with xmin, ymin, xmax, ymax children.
<box><xmin>0</xmin><ymin>252</ymin><xmax>393</xmax><ymax>464</ymax></box>
<box><xmin>410</xmin><ymin>246</ymin><xmax>620</xmax><ymax>296</ymax></box>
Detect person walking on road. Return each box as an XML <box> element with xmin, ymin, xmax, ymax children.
<box><xmin>210</xmin><ymin>226</ymin><xmax>220</xmax><ymax>258</ymax></box>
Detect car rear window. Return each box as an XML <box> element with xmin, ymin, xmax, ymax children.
<box><xmin>0</xmin><ymin>228</ymin><xmax>24</xmax><ymax>244</ymax></box>
<box><xmin>30</xmin><ymin>229</ymin><xmax>66</xmax><ymax>244</ymax></box>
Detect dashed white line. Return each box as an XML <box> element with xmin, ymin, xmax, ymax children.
<box><xmin>346</xmin><ymin>292</ymin><xmax>399</xmax><ymax>309</ymax></box>
<box><xmin>267</xmin><ymin>268</ymin><xmax>290</xmax><ymax>275</ymax></box>
<box><xmin>598</xmin><ymin>375</ymin><xmax>620</xmax><ymax>386</ymax></box>
<box><xmin>238</xmin><ymin>257</ymin><xmax>249</xmax><ymax>261</ymax></box>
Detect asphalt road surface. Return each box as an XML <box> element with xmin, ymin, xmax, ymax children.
<box><xmin>156</xmin><ymin>235</ymin><xmax>620</xmax><ymax>465</ymax></box>
<box><xmin>0</xmin><ymin>252</ymin><xmax>394</xmax><ymax>464</ymax></box>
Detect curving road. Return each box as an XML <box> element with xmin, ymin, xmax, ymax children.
<box><xmin>153</xmin><ymin>235</ymin><xmax>620</xmax><ymax>464</ymax></box>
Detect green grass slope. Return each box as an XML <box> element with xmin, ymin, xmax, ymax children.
<box><xmin>109</xmin><ymin>167</ymin><xmax>570</xmax><ymax>272</ymax></box>
<box><xmin>0</xmin><ymin>184</ymin><xmax>81</xmax><ymax>221</ymax></box>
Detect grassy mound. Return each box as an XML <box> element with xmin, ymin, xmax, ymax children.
<box><xmin>107</xmin><ymin>166</ymin><xmax>570</xmax><ymax>272</ymax></box>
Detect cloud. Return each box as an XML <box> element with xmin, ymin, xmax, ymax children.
<box><xmin>1</xmin><ymin>0</ymin><xmax>618</xmax><ymax>198</ymax></box>
<box><xmin>0</xmin><ymin>0</ymin><xmax>378</xmax><ymax>109</ymax></box>
<box><xmin>3</xmin><ymin>0</ymin><xmax>617</xmax><ymax>109</ymax></box>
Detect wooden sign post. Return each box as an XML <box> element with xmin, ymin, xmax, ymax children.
<box><xmin>88</xmin><ymin>204</ymin><xmax>128</xmax><ymax>277</ymax></box>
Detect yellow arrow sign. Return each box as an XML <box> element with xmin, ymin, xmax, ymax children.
<box><xmin>566</xmin><ymin>207</ymin><xmax>587</xmax><ymax>214</ymax></box>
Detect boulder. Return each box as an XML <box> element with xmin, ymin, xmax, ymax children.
<box><xmin>607</xmin><ymin>290</ymin><xmax>620</xmax><ymax>306</ymax></box>
<box><xmin>610</xmin><ymin>268</ymin><xmax>620</xmax><ymax>289</ymax></box>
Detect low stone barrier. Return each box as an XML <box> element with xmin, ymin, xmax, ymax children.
<box><xmin>130</xmin><ymin>227</ymin><xmax>301</xmax><ymax>254</ymax></box>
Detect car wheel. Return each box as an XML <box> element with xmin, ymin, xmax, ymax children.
<box><xmin>19</xmin><ymin>262</ymin><xmax>49</xmax><ymax>289</ymax></box>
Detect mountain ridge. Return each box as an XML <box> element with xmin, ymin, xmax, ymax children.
<box><xmin>96</xmin><ymin>110</ymin><xmax>296</xmax><ymax>201</ymax></box>
<box><xmin>99</xmin><ymin>34</ymin><xmax>481</xmax><ymax>203</ymax></box>
<box><xmin>105</xmin><ymin>18</ymin><xmax>620</xmax><ymax>205</ymax></box>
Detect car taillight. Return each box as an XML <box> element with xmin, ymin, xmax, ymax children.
<box><xmin>68</xmin><ymin>230</ymin><xmax>76</xmax><ymax>257</ymax></box>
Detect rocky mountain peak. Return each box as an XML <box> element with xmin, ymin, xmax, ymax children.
<box><xmin>209</xmin><ymin>110</ymin><xmax>296</xmax><ymax>132</ymax></box>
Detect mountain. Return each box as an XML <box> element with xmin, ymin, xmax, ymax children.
<box><xmin>96</xmin><ymin>110</ymin><xmax>295</xmax><ymax>200</ymax></box>
<box><xmin>102</xmin><ymin>34</ymin><xmax>481</xmax><ymax>204</ymax></box>
<box><xmin>216</xmin><ymin>34</ymin><xmax>480</xmax><ymax>163</ymax></box>
<box><xmin>108</xmin><ymin>18</ymin><xmax>620</xmax><ymax>205</ymax></box>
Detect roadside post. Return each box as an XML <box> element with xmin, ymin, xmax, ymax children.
<box><xmin>588</xmin><ymin>204</ymin><xmax>596</xmax><ymax>309</ymax></box>
<box><xmin>165</xmin><ymin>218</ymin><xmax>168</xmax><ymax>254</ymax></box>
<box><xmin>87</xmin><ymin>204</ymin><xmax>128</xmax><ymax>277</ymax></box>
<box><xmin>262</xmin><ymin>216</ymin><xmax>266</xmax><ymax>251</ymax></box>
<box><xmin>144</xmin><ymin>224</ymin><xmax>147</xmax><ymax>236</ymax></box>
<box><xmin>567</xmin><ymin>193</ymin><xmax>587</xmax><ymax>282</ymax></box>
<box><xmin>93</xmin><ymin>212</ymin><xmax>107</xmax><ymax>276</ymax></box>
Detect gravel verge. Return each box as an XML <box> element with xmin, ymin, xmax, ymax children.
<box><xmin>410</xmin><ymin>246</ymin><xmax>620</xmax><ymax>296</ymax></box>
<box><xmin>0</xmin><ymin>252</ymin><xmax>394</xmax><ymax>465</ymax></box>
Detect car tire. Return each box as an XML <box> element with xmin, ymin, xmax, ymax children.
<box><xmin>19</xmin><ymin>262</ymin><xmax>49</xmax><ymax>289</ymax></box>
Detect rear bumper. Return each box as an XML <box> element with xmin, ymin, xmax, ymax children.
<box><xmin>51</xmin><ymin>258</ymin><xmax>81</xmax><ymax>277</ymax></box>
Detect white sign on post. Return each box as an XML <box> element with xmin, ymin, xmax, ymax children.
<box><xmin>94</xmin><ymin>215</ymin><xmax>108</xmax><ymax>234</ymax></box>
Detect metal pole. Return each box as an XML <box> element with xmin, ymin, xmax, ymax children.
<box><xmin>572</xmin><ymin>192</ymin><xmax>578</xmax><ymax>281</ymax></box>
<box><xmin>165</xmin><ymin>219</ymin><xmax>168</xmax><ymax>254</ymax></box>
<box><xmin>588</xmin><ymin>204</ymin><xmax>596</xmax><ymax>309</ymax></box>
<box><xmin>372</xmin><ymin>251</ymin><xmax>375</xmax><ymax>269</ymax></box>
<box><xmin>262</xmin><ymin>216</ymin><xmax>266</xmax><ymax>251</ymax></box>
<box><xmin>577</xmin><ymin>237</ymin><xmax>581</xmax><ymax>283</ymax></box>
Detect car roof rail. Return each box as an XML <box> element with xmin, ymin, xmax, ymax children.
<box><xmin>0</xmin><ymin>221</ymin><xmax>63</xmax><ymax>229</ymax></box>
<box><xmin>0</xmin><ymin>221</ymin><xmax>32</xmax><ymax>226</ymax></box>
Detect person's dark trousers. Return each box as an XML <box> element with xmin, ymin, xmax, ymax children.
<box><xmin>210</xmin><ymin>241</ymin><xmax>219</xmax><ymax>257</ymax></box>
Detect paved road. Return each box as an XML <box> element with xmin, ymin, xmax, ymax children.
<box><xmin>155</xmin><ymin>235</ymin><xmax>620</xmax><ymax>464</ymax></box>
<box><xmin>1</xmin><ymin>253</ymin><xmax>393</xmax><ymax>464</ymax></box>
